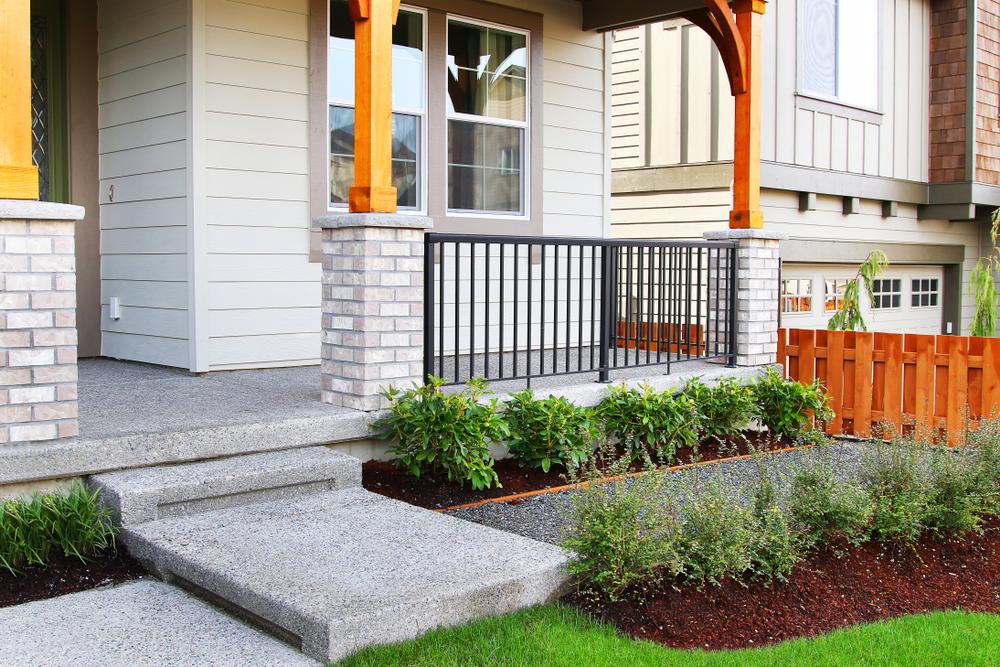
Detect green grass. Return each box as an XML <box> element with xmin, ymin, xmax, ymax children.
<box><xmin>336</xmin><ymin>604</ymin><xmax>1000</xmax><ymax>667</ymax></box>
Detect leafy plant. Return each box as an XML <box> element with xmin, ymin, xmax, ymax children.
<box><xmin>0</xmin><ymin>482</ymin><xmax>117</xmax><ymax>576</ymax></box>
<box><xmin>751</xmin><ymin>367</ymin><xmax>832</xmax><ymax>441</ymax></box>
<box><xmin>504</xmin><ymin>391</ymin><xmax>598</xmax><ymax>473</ymax></box>
<box><xmin>676</xmin><ymin>479</ymin><xmax>755</xmax><ymax>587</ymax></box>
<box><xmin>747</xmin><ymin>464</ymin><xmax>803</xmax><ymax>581</ymax></box>
<box><xmin>374</xmin><ymin>376</ymin><xmax>507</xmax><ymax>490</ymax></box>
<box><xmin>924</xmin><ymin>445</ymin><xmax>991</xmax><ymax>538</ymax></box>
<box><xmin>862</xmin><ymin>441</ymin><xmax>930</xmax><ymax>547</ymax></box>
<box><xmin>597</xmin><ymin>384</ymin><xmax>701</xmax><ymax>461</ymax></box>
<box><xmin>970</xmin><ymin>210</ymin><xmax>1000</xmax><ymax>337</ymax></box>
<box><xmin>563</xmin><ymin>444</ymin><xmax>681</xmax><ymax>603</ymax></box>
<box><xmin>682</xmin><ymin>377</ymin><xmax>758</xmax><ymax>446</ymax></box>
<box><xmin>827</xmin><ymin>250</ymin><xmax>890</xmax><ymax>332</ymax></box>
<box><xmin>788</xmin><ymin>451</ymin><xmax>871</xmax><ymax>549</ymax></box>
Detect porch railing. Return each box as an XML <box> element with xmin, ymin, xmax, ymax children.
<box><xmin>422</xmin><ymin>233</ymin><xmax>739</xmax><ymax>387</ymax></box>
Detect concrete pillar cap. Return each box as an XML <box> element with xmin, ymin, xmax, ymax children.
<box><xmin>313</xmin><ymin>213</ymin><xmax>433</xmax><ymax>230</ymax></box>
<box><xmin>0</xmin><ymin>200</ymin><xmax>85</xmax><ymax>221</ymax></box>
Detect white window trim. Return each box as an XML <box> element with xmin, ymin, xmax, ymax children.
<box><xmin>871</xmin><ymin>277</ymin><xmax>902</xmax><ymax>310</ymax></box>
<box><xmin>910</xmin><ymin>277</ymin><xmax>940</xmax><ymax>309</ymax></box>
<box><xmin>444</xmin><ymin>13</ymin><xmax>531</xmax><ymax>220</ymax></box>
<box><xmin>795</xmin><ymin>0</ymin><xmax>883</xmax><ymax>114</ymax></box>
<box><xmin>326</xmin><ymin>4</ymin><xmax>429</xmax><ymax>215</ymax></box>
<box><xmin>781</xmin><ymin>278</ymin><xmax>814</xmax><ymax>315</ymax></box>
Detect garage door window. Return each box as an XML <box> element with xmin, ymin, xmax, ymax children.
<box><xmin>911</xmin><ymin>278</ymin><xmax>939</xmax><ymax>308</ymax></box>
<box><xmin>872</xmin><ymin>278</ymin><xmax>901</xmax><ymax>309</ymax></box>
<box><xmin>824</xmin><ymin>278</ymin><xmax>849</xmax><ymax>312</ymax></box>
<box><xmin>781</xmin><ymin>279</ymin><xmax>813</xmax><ymax>313</ymax></box>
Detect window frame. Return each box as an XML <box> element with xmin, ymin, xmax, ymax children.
<box><xmin>823</xmin><ymin>277</ymin><xmax>850</xmax><ymax>313</ymax></box>
<box><xmin>910</xmin><ymin>277</ymin><xmax>940</xmax><ymax>309</ymax></box>
<box><xmin>871</xmin><ymin>277</ymin><xmax>902</xmax><ymax>310</ymax></box>
<box><xmin>795</xmin><ymin>0</ymin><xmax>882</xmax><ymax>114</ymax></box>
<box><xmin>326</xmin><ymin>3</ymin><xmax>429</xmax><ymax>215</ymax></box>
<box><xmin>444</xmin><ymin>13</ymin><xmax>531</xmax><ymax>220</ymax></box>
<box><xmin>781</xmin><ymin>278</ymin><xmax>814</xmax><ymax>315</ymax></box>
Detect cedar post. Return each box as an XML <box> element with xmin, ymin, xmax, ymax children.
<box><xmin>0</xmin><ymin>0</ymin><xmax>39</xmax><ymax>199</ymax></box>
<box><xmin>347</xmin><ymin>0</ymin><xmax>400</xmax><ymax>213</ymax></box>
<box><xmin>729</xmin><ymin>0</ymin><xmax>765</xmax><ymax>229</ymax></box>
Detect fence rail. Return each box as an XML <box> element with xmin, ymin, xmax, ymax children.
<box><xmin>779</xmin><ymin>328</ymin><xmax>1000</xmax><ymax>444</ymax></box>
<box><xmin>423</xmin><ymin>233</ymin><xmax>739</xmax><ymax>387</ymax></box>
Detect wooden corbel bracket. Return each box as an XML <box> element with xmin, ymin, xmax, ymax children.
<box><xmin>681</xmin><ymin>0</ymin><xmax>755</xmax><ymax>96</ymax></box>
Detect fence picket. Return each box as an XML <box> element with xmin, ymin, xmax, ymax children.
<box><xmin>882</xmin><ymin>333</ymin><xmax>903</xmax><ymax>435</ymax></box>
<box><xmin>913</xmin><ymin>335</ymin><xmax>935</xmax><ymax>440</ymax></box>
<box><xmin>947</xmin><ymin>336</ymin><xmax>970</xmax><ymax>445</ymax></box>
<box><xmin>853</xmin><ymin>332</ymin><xmax>874</xmax><ymax>437</ymax></box>
<box><xmin>983</xmin><ymin>338</ymin><xmax>1000</xmax><ymax>420</ymax></box>
<box><xmin>799</xmin><ymin>329</ymin><xmax>816</xmax><ymax>384</ymax></box>
<box><xmin>826</xmin><ymin>330</ymin><xmax>845</xmax><ymax>434</ymax></box>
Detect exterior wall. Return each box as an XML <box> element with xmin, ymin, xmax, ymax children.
<box><xmin>976</xmin><ymin>0</ymin><xmax>1000</xmax><ymax>184</ymax></box>
<box><xmin>929</xmin><ymin>0</ymin><xmax>968</xmax><ymax>183</ymax></box>
<box><xmin>97</xmin><ymin>0</ymin><xmax>191</xmax><ymax>368</ymax></box>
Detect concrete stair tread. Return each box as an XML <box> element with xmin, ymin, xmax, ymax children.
<box><xmin>123</xmin><ymin>487</ymin><xmax>571</xmax><ymax>662</ymax></box>
<box><xmin>90</xmin><ymin>447</ymin><xmax>362</xmax><ymax>525</ymax></box>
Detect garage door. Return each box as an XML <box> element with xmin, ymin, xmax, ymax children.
<box><xmin>779</xmin><ymin>264</ymin><xmax>943</xmax><ymax>335</ymax></box>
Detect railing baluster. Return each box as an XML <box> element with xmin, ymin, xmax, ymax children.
<box><xmin>553</xmin><ymin>244</ymin><xmax>559</xmax><ymax>374</ymax></box>
<box><xmin>577</xmin><ymin>244</ymin><xmax>584</xmax><ymax>373</ymax></box>
<box><xmin>499</xmin><ymin>243</ymin><xmax>505</xmax><ymax>379</ymax></box>
<box><xmin>484</xmin><ymin>242</ymin><xmax>491</xmax><ymax>379</ymax></box>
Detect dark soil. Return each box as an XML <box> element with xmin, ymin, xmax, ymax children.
<box><xmin>577</xmin><ymin>521</ymin><xmax>1000</xmax><ymax>651</ymax></box>
<box><xmin>0</xmin><ymin>549</ymin><xmax>146</xmax><ymax>609</ymax></box>
<box><xmin>363</xmin><ymin>431</ymin><xmax>784</xmax><ymax>510</ymax></box>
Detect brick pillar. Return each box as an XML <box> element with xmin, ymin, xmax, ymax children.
<box><xmin>0</xmin><ymin>201</ymin><xmax>85</xmax><ymax>443</ymax></box>
<box><xmin>315</xmin><ymin>214</ymin><xmax>432</xmax><ymax>411</ymax></box>
<box><xmin>704</xmin><ymin>229</ymin><xmax>785</xmax><ymax>367</ymax></box>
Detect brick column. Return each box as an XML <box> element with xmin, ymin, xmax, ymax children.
<box><xmin>704</xmin><ymin>229</ymin><xmax>785</xmax><ymax>367</ymax></box>
<box><xmin>0</xmin><ymin>201</ymin><xmax>85</xmax><ymax>443</ymax></box>
<box><xmin>315</xmin><ymin>214</ymin><xmax>432</xmax><ymax>411</ymax></box>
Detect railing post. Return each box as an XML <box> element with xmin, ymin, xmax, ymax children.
<box><xmin>422</xmin><ymin>234</ymin><xmax>434</xmax><ymax>384</ymax></box>
<box><xmin>727</xmin><ymin>244</ymin><xmax>738</xmax><ymax>367</ymax></box>
<box><xmin>598</xmin><ymin>244</ymin><xmax>613</xmax><ymax>383</ymax></box>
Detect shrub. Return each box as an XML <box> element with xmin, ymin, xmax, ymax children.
<box><xmin>504</xmin><ymin>390</ymin><xmax>599</xmax><ymax>473</ymax></box>
<box><xmin>788</xmin><ymin>451</ymin><xmax>871</xmax><ymax>549</ymax></box>
<box><xmin>924</xmin><ymin>445</ymin><xmax>991</xmax><ymax>538</ymax></box>
<box><xmin>597</xmin><ymin>384</ymin><xmax>700</xmax><ymax>461</ymax></box>
<box><xmin>751</xmin><ymin>367</ymin><xmax>832</xmax><ymax>441</ymax></box>
<box><xmin>676</xmin><ymin>480</ymin><xmax>755</xmax><ymax>586</ymax></box>
<box><xmin>0</xmin><ymin>482</ymin><xmax>117</xmax><ymax>575</ymax></box>
<box><xmin>747</xmin><ymin>466</ymin><xmax>802</xmax><ymax>581</ymax></box>
<box><xmin>682</xmin><ymin>377</ymin><xmax>758</xmax><ymax>447</ymax></box>
<box><xmin>967</xmin><ymin>419</ymin><xmax>1000</xmax><ymax>516</ymax></box>
<box><xmin>563</xmin><ymin>446</ymin><xmax>681</xmax><ymax>603</ymax></box>
<box><xmin>374</xmin><ymin>376</ymin><xmax>507</xmax><ymax>490</ymax></box>
<box><xmin>862</xmin><ymin>441</ymin><xmax>930</xmax><ymax>547</ymax></box>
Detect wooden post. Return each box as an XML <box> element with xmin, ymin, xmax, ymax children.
<box><xmin>730</xmin><ymin>0</ymin><xmax>765</xmax><ymax>229</ymax></box>
<box><xmin>0</xmin><ymin>0</ymin><xmax>38</xmax><ymax>200</ymax></box>
<box><xmin>348</xmin><ymin>0</ymin><xmax>400</xmax><ymax>213</ymax></box>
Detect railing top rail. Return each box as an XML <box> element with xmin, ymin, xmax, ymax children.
<box><xmin>424</xmin><ymin>232</ymin><xmax>738</xmax><ymax>249</ymax></box>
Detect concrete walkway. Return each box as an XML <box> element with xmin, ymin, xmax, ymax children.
<box><xmin>0</xmin><ymin>580</ymin><xmax>318</xmax><ymax>667</ymax></box>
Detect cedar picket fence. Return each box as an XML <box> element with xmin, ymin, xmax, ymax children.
<box><xmin>778</xmin><ymin>328</ymin><xmax>1000</xmax><ymax>445</ymax></box>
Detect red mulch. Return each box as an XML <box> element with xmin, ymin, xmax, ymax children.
<box><xmin>0</xmin><ymin>549</ymin><xmax>146</xmax><ymax>608</ymax></box>
<box><xmin>363</xmin><ymin>432</ymin><xmax>782</xmax><ymax>510</ymax></box>
<box><xmin>576</xmin><ymin>522</ymin><xmax>1000</xmax><ymax>651</ymax></box>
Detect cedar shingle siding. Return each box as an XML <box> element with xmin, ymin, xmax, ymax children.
<box><xmin>929</xmin><ymin>0</ymin><xmax>968</xmax><ymax>183</ymax></box>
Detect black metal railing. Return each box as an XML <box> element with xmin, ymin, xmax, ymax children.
<box><xmin>423</xmin><ymin>233</ymin><xmax>739</xmax><ymax>387</ymax></box>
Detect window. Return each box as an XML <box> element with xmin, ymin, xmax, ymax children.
<box><xmin>781</xmin><ymin>279</ymin><xmax>813</xmax><ymax>314</ymax></box>
<box><xmin>824</xmin><ymin>278</ymin><xmax>850</xmax><ymax>312</ymax></box>
<box><xmin>798</xmin><ymin>0</ymin><xmax>879</xmax><ymax>109</ymax></box>
<box><xmin>447</xmin><ymin>19</ymin><xmax>528</xmax><ymax>215</ymax></box>
<box><xmin>328</xmin><ymin>2</ymin><xmax>425</xmax><ymax>210</ymax></box>
<box><xmin>871</xmin><ymin>278</ymin><xmax>901</xmax><ymax>309</ymax></box>
<box><xmin>911</xmin><ymin>278</ymin><xmax>940</xmax><ymax>308</ymax></box>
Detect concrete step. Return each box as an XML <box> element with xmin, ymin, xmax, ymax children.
<box><xmin>90</xmin><ymin>447</ymin><xmax>362</xmax><ymax>526</ymax></box>
<box><xmin>122</xmin><ymin>488</ymin><xmax>571</xmax><ymax>663</ymax></box>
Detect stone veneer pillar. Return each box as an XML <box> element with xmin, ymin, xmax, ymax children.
<box><xmin>704</xmin><ymin>229</ymin><xmax>785</xmax><ymax>367</ymax></box>
<box><xmin>315</xmin><ymin>214</ymin><xmax>432</xmax><ymax>411</ymax></box>
<box><xmin>0</xmin><ymin>201</ymin><xmax>85</xmax><ymax>443</ymax></box>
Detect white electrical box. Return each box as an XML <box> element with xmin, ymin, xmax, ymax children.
<box><xmin>109</xmin><ymin>296</ymin><xmax>121</xmax><ymax>320</ymax></box>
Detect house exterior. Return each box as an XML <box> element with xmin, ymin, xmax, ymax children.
<box><xmin>610</xmin><ymin>0</ymin><xmax>1000</xmax><ymax>335</ymax></box>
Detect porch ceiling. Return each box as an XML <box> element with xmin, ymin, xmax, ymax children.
<box><xmin>579</xmin><ymin>0</ymin><xmax>709</xmax><ymax>31</ymax></box>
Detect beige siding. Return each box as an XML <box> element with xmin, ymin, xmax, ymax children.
<box><xmin>199</xmin><ymin>0</ymin><xmax>319</xmax><ymax>370</ymax></box>
<box><xmin>97</xmin><ymin>0</ymin><xmax>191</xmax><ymax>368</ymax></box>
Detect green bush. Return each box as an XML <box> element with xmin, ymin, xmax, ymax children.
<box><xmin>676</xmin><ymin>480</ymin><xmax>755</xmax><ymax>587</ymax></box>
<box><xmin>374</xmin><ymin>377</ymin><xmax>507</xmax><ymax>490</ymax></box>
<box><xmin>597</xmin><ymin>384</ymin><xmax>700</xmax><ymax>461</ymax></box>
<box><xmin>504</xmin><ymin>390</ymin><xmax>599</xmax><ymax>473</ymax></box>
<box><xmin>751</xmin><ymin>367</ymin><xmax>832</xmax><ymax>441</ymax></box>
<box><xmin>788</xmin><ymin>451</ymin><xmax>872</xmax><ymax>549</ymax></box>
<box><xmin>563</xmin><ymin>446</ymin><xmax>680</xmax><ymax>603</ymax></box>
<box><xmin>967</xmin><ymin>420</ymin><xmax>1000</xmax><ymax>516</ymax></box>
<box><xmin>862</xmin><ymin>441</ymin><xmax>930</xmax><ymax>547</ymax></box>
<box><xmin>747</xmin><ymin>466</ymin><xmax>803</xmax><ymax>581</ymax></box>
<box><xmin>924</xmin><ymin>445</ymin><xmax>991</xmax><ymax>538</ymax></box>
<box><xmin>683</xmin><ymin>377</ymin><xmax>759</xmax><ymax>446</ymax></box>
<box><xmin>0</xmin><ymin>482</ymin><xmax>117</xmax><ymax>575</ymax></box>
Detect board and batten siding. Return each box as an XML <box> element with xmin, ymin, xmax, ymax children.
<box><xmin>198</xmin><ymin>0</ymin><xmax>319</xmax><ymax>370</ymax></box>
<box><xmin>612</xmin><ymin>0</ymin><xmax>930</xmax><ymax>182</ymax></box>
<box><xmin>97</xmin><ymin>0</ymin><xmax>191</xmax><ymax>368</ymax></box>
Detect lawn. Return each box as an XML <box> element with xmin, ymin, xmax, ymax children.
<box><xmin>337</xmin><ymin>604</ymin><xmax>1000</xmax><ymax>667</ymax></box>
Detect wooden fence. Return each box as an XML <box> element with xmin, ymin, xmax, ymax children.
<box><xmin>778</xmin><ymin>328</ymin><xmax>1000</xmax><ymax>444</ymax></box>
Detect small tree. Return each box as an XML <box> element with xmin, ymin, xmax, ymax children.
<box><xmin>970</xmin><ymin>210</ymin><xmax>1000</xmax><ymax>337</ymax></box>
<box><xmin>827</xmin><ymin>250</ymin><xmax>890</xmax><ymax>332</ymax></box>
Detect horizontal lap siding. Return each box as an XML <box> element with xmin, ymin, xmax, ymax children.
<box><xmin>97</xmin><ymin>0</ymin><xmax>191</xmax><ymax>368</ymax></box>
<box><xmin>201</xmin><ymin>0</ymin><xmax>319</xmax><ymax>370</ymax></box>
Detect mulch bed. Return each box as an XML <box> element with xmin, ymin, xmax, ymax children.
<box><xmin>363</xmin><ymin>431</ymin><xmax>784</xmax><ymax>510</ymax></box>
<box><xmin>0</xmin><ymin>549</ymin><xmax>146</xmax><ymax>609</ymax></box>
<box><xmin>575</xmin><ymin>521</ymin><xmax>1000</xmax><ymax>651</ymax></box>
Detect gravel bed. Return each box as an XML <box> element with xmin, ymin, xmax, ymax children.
<box><xmin>447</xmin><ymin>441</ymin><xmax>868</xmax><ymax>545</ymax></box>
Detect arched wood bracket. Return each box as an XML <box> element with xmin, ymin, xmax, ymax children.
<box><xmin>348</xmin><ymin>0</ymin><xmax>401</xmax><ymax>22</ymax></box>
<box><xmin>681</xmin><ymin>0</ymin><xmax>757</xmax><ymax>96</ymax></box>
